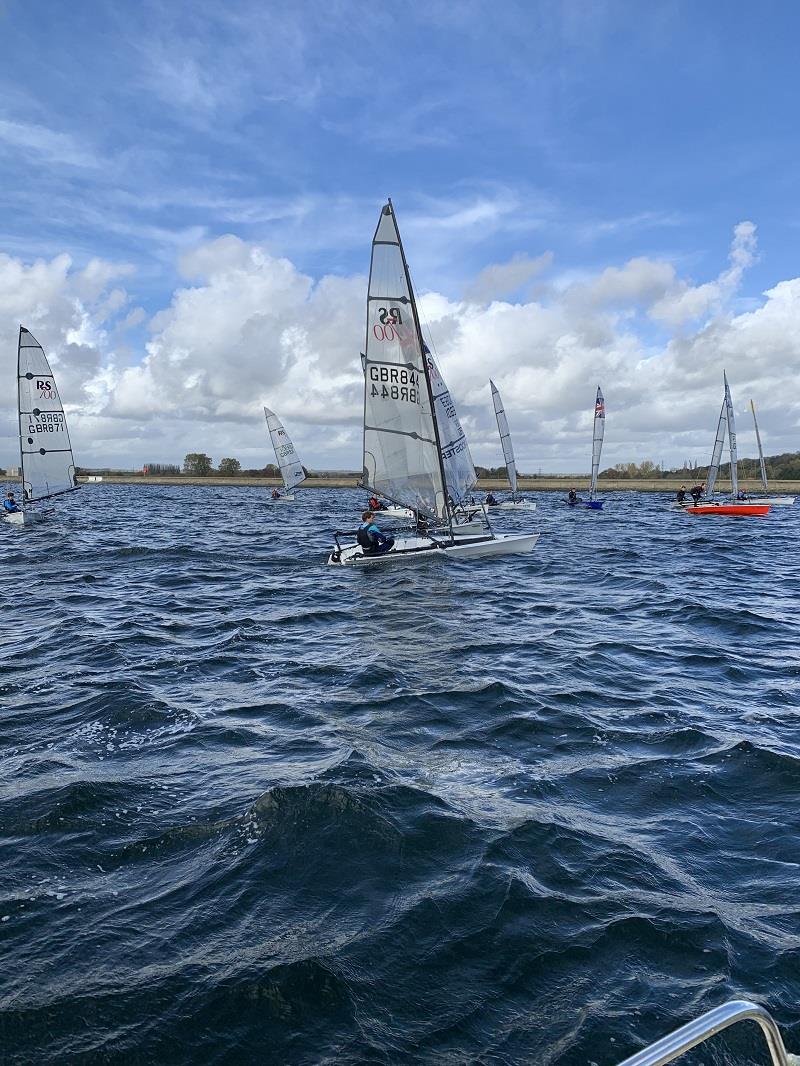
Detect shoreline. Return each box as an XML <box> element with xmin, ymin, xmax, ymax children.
<box><xmin>73</xmin><ymin>475</ymin><xmax>800</xmax><ymax>493</ymax></box>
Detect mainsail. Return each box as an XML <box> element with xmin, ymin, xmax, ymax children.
<box><xmin>427</xmin><ymin>349</ymin><xmax>476</xmax><ymax>506</ymax></box>
<box><xmin>589</xmin><ymin>386</ymin><xmax>605</xmax><ymax>499</ymax></box>
<box><xmin>264</xmin><ymin>407</ymin><xmax>306</xmax><ymax>491</ymax></box>
<box><xmin>490</xmin><ymin>380</ymin><xmax>517</xmax><ymax>496</ymax></box>
<box><xmin>705</xmin><ymin>398</ymin><xmax>727</xmax><ymax>497</ymax></box>
<box><xmin>750</xmin><ymin>399</ymin><xmax>769</xmax><ymax>492</ymax></box>
<box><xmin>17</xmin><ymin>326</ymin><xmax>79</xmax><ymax>502</ymax></box>
<box><xmin>723</xmin><ymin>371</ymin><xmax>738</xmax><ymax>498</ymax></box>
<box><xmin>361</xmin><ymin>202</ymin><xmax>447</xmax><ymax>521</ymax></box>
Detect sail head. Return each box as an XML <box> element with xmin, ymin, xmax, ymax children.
<box><xmin>264</xmin><ymin>406</ymin><xmax>306</xmax><ymax>491</ymax></box>
<box><xmin>17</xmin><ymin>327</ymin><xmax>78</xmax><ymax>502</ymax></box>
<box><xmin>490</xmin><ymin>380</ymin><xmax>517</xmax><ymax>496</ymax></box>
<box><xmin>362</xmin><ymin>203</ymin><xmax>447</xmax><ymax>520</ymax></box>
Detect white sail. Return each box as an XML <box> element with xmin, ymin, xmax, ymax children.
<box><xmin>750</xmin><ymin>399</ymin><xmax>769</xmax><ymax>492</ymax></box>
<box><xmin>17</xmin><ymin>326</ymin><xmax>79</xmax><ymax>503</ymax></box>
<box><xmin>264</xmin><ymin>407</ymin><xmax>306</xmax><ymax>492</ymax></box>
<box><xmin>362</xmin><ymin>202</ymin><xmax>447</xmax><ymax>521</ymax></box>
<box><xmin>427</xmin><ymin>350</ymin><xmax>476</xmax><ymax>505</ymax></box>
<box><xmin>589</xmin><ymin>386</ymin><xmax>605</xmax><ymax>499</ymax></box>
<box><xmin>705</xmin><ymin>398</ymin><xmax>727</xmax><ymax>497</ymax></box>
<box><xmin>723</xmin><ymin>371</ymin><xmax>738</xmax><ymax>498</ymax></box>
<box><xmin>490</xmin><ymin>380</ymin><xmax>517</xmax><ymax>496</ymax></box>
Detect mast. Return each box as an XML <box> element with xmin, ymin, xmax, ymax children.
<box><xmin>750</xmin><ymin>399</ymin><xmax>769</xmax><ymax>492</ymax></box>
<box><xmin>723</xmin><ymin>371</ymin><xmax>738</xmax><ymax>499</ymax></box>
<box><xmin>589</xmin><ymin>385</ymin><xmax>605</xmax><ymax>500</ymax></box>
<box><xmin>390</xmin><ymin>199</ymin><xmax>452</xmax><ymax>532</ymax></box>
<box><xmin>705</xmin><ymin>398</ymin><xmax>727</xmax><ymax>497</ymax></box>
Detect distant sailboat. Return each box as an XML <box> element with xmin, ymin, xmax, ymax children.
<box><xmin>567</xmin><ymin>386</ymin><xmax>605</xmax><ymax>510</ymax></box>
<box><xmin>263</xmin><ymin>406</ymin><xmax>306</xmax><ymax>502</ymax></box>
<box><xmin>688</xmin><ymin>372</ymin><xmax>769</xmax><ymax>516</ymax></box>
<box><xmin>488</xmin><ymin>381</ymin><xmax>536</xmax><ymax>511</ymax></box>
<box><xmin>746</xmin><ymin>400</ymin><xmax>795</xmax><ymax>505</ymax></box>
<box><xmin>3</xmin><ymin>326</ymin><xmax>80</xmax><ymax>527</ymax></box>
<box><xmin>328</xmin><ymin>200</ymin><xmax>539</xmax><ymax>566</ymax></box>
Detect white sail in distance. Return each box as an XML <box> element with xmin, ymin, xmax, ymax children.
<box><xmin>17</xmin><ymin>326</ymin><xmax>79</xmax><ymax>502</ymax></box>
<box><xmin>490</xmin><ymin>380</ymin><xmax>517</xmax><ymax>496</ymax></box>
<box><xmin>361</xmin><ymin>202</ymin><xmax>447</xmax><ymax>521</ymax></box>
<box><xmin>589</xmin><ymin>386</ymin><xmax>605</xmax><ymax>499</ymax></box>
<box><xmin>723</xmin><ymin>371</ymin><xmax>738</xmax><ymax>498</ymax></box>
<box><xmin>426</xmin><ymin>349</ymin><xmax>476</xmax><ymax>506</ymax></box>
<box><xmin>705</xmin><ymin>398</ymin><xmax>727</xmax><ymax>497</ymax></box>
<box><xmin>750</xmin><ymin>400</ymin><xmax>769</xmax><ymax>492</ymax></box>
<box><xmin>264</xmin><ymin>407</ymin><xmax>306</xmax><ymax>491</ymax></box>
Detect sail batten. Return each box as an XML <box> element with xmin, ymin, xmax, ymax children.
<box><xmin>16</xmin><ymin>326</ymin><xmax>78</xmax><ymax>504</ymax></box>
<box><xmin>750</xmin><ymin>399</ymin><xmax>769</xmax><ymax>492</ymax></box>
<box><xmin>490</xmin><ymin>380</ymin><xmax>518</xmax><ymax>496</ymax></box>
<box><xmin>263</xmin><ymin>406</ymin><xmax>306</xmax><ymax>492</ymax></box>
<box><xmin>361</xmin><ymin>202</ymin><xmax>447</xmax><ymax>520</ymax></box>
<box><xmin>589</xmin><ymin>386</ymin><xmax>605</xmax><ymax>499</ymax></box>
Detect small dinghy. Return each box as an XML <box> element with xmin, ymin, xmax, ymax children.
<box><xmin>264</xmin><ymin>406</ymin><xmax>306</xmax><ymax>502</ymax></box>
<box><xmin>566</xmin><ymin>386</ymin><xmax>605</xmax><ymax>509</ymax></box>
<box><xmin>689</xmin><ymin>373</ymin><xmax>771</xmax><ymax>517</ymax></box>
<box><xmin>487</xmin><ymin>381</ymin><xmax>536</xmax><ymax>512</ymax></box>
<box><xmin>3</xmin><ymin>326</ymin><xmax>80</xmax><ymax>527</ymax></box>
<box><xmin>329</xmin><ymin>200</ymin><xmax>539</xmax><ymax>567</ymax></box>
<box><xmin>743</xmin><ymin>399</ymin><xmax>795</xmax><ymax>505</ymax></box>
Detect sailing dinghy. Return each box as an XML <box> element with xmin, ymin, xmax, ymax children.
<box><xmin>328</xmin><ymin>201</ymin><xmax>539</xmax><ymax>566</ymax></box>
<box><xmin>3</xmin><ymin>326</ymin><xmax>80</xmax><ymax>527</ymax></box>
<box><xmin>264</xmin><ymin>406</ymin><xmax>305</xmax><ymax>501</ymax></box>
<box><xmin>687</xmin><ymin>373</ymin><xmax>769</xmax><ymax>516</ymax></box>
<box><xmin>487</xmin><ymin>381</ymin><xmax>536</xmax><ymax>511</ymax></box>
<box><xmin>567</xmin><ymin>386</ymin><xmax>605</xmax><ymax>509</ymax></box>
<box><xmin>743</xmin><ymin>400</ymin><xmax>795</xmax><ymax>505</ymax></box>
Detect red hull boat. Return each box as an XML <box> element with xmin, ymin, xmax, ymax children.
<box><xmin>685</xmin><ymin>503</ymin><xmax>770</xmax><ymax>516</ymax></box>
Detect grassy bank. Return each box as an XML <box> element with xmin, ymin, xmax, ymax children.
<box><xmin>76</xmin><ymin>475</ymin><xmax>800</xmax><ymax>493</ymax></box>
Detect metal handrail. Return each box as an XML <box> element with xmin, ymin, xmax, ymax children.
<box><xmin>615</xmin><ymin>1000</ymin><xmax>799</xmax><ymax>1066</ymax></box>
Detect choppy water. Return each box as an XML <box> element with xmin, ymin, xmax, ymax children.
<box><xmin>1</xmin><ymin>485</ymin><xmax>799</xmax><ymax>1065</ymax></box>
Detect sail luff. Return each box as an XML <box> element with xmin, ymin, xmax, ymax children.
<box><xmin>723</xmin><ymin>371</ymin><xmax>738</xmax><ymax>498</ymax></box>
<box><xmin>361</xmin><ymin>202</ymin><xmax>447</xmax><ymax>521</ymax></box>
<box><xmin>705</xmin><ymin>398</ymin><xmax>727</xmax><ymax>497</ymax></box>
<box><xmin>490</xmin><ymin>380</ymin><xmax>517</xmax><ymax>496</ymax></box>
<box><xmin>589</xmin><ymin>385</ymin><xmax>605</xmax><ymax>499</ymax></box>
<box><xmin>263</xmin><ymin>406</ymin><xmax>306</xmax><ymax>491</ymax></box>
<box><xmin>750</xmin><ymin>399</ymin><xmax>769</xmax><ymax>492</ymax></box>
<box><xmin>17</xmin><ymin>325</ymin><xmax>79</xmax><ymax>503</ymax></box>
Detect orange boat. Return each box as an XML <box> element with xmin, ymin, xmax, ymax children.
<box><xmin>686</xmin><ymin>503</ymin><xmax>770</xmax><ymax>516</ymax></box>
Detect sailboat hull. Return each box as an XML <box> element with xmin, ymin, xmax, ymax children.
<box><xmin>742</xmin><ymin>495</ymin><xmax>795</xmax><ymax>506</ymax></box>
<box><xmin>685</xmin><ymin>503</ymin><xmax>770</xmax><ymax>516</ymax></box>
<box><xmin>268</xmin><ymin>494</ymin><xmax>295</xmax><ymax>502</ymax></box>
<box><xmin>486</xmin><ymin>500</ymin><xmax>537</xmax><ymax>512</ymax></box>
<box><xmin>327</xmin><ymin>532</ymin><xmax>540</xmax><ymax>567</ymax></box>
<box><xmin>376</xmin><ymin>506</ymin><xmax>415</xmax><ymax>519</ymax></box>
<box><xmin>1</xmin><ymin>509</ymin><xmax>46</xmax><ymax>526</ymax></box>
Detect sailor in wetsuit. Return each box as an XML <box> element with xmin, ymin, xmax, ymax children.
<box><xmin>3</xmin><ymin>492</ymin><xmax>20</xmax><ymax>514</ymax></box>
<box><xmin>357</xmin><ymin>510</ymin><xmax>395</xmax><ymax>557</ymax></box>
<box><xmin>368</xmin><ymin>496</ymin><xmax>386</xmax><ymax>511</ymax></box>
<box><xmin>567</xmin><ymin>488</ymin><xmax>579</xmax><ymax>505</ymax></box>
<box><xmin>271</xmin><ymin>489</ymin><xmax>281</xmax><ymax>500</ymax></box>
<box><xmin>676</xmin><ymin>486</ymin><xmax>687</xmax><ymax>505</ymax></box>
<box><xmin>485</xmin><ymin>493</ymin><xmax>499</xmax><ymax>507</ymax></box>
<box><xmin>689</xmin><ymin>483</ymin><xmax>704</xmax><ymax>506</ymax></box>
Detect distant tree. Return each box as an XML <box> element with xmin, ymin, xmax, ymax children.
<box><xmin>184</xmin><ymin>453</ymin><xmax>213</xmax><ymax>476</ymax></box>
<box><xmin>218</xmin><ymin>457</ymin><xmax>241</xmax><ymax>477</ymax></box>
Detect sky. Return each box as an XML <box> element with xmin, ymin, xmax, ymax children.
<box><xmin>1</xmin><ymin>0</ymin><xmax>800</xmax><ymax>474</ymax></box>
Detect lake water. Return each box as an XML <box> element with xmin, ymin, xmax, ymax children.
<box><xmin>1</xmin><ymin>485</ymin><xmax>799</xmax><ymax>1064</ymax></box>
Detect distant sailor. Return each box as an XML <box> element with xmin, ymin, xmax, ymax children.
<box><xmin>689</xmin><ymin>483</ymin><xmax>704</xmax><ymax>506</ymax></box>
<box><xmin>271</xmin><ymin>489</ymin><xmax>281</xmax><ymax>500</ymax></box>
<box><xmin>485</xmin><ymin>493</ymin><xmax>498</xmax><ymax>507</ymax></box>
<box><xmin>568</xmin><ymin>488</ymin><xmax>579</xmax><ymax>505</ymax></box>
<box><xmin>3</xmin><ymin>491</ymin><xmax>20</xmax><ymax>514</ymax></box>
<box><xmin>368</xmin><ymin>495</ymin><xmax>386</xmax><ymax>511</ymax></box>
<box><xmin>676</xmin><ymin>486</ymin><xmax>687</xmax><ymax>504</ymax></box>
<box><xmin>357</xmin><ymin>511</ymin><xmax>395</xmax><ymax>557</ymax></box>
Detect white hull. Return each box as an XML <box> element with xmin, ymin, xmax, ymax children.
<box><xmin>485</xmin><ymin>500</ymin><xmax>537</xmax><ymax>512</ymax></box>
<box><xmin>374</xmin><ymin>505</ymin><xmax>415</xmax><ymax>519</ymax></box>
<box><xmin>1</xmin><ymin>509</ymin><xmax>45</xmax><ymax>526</ymax></box>
<box><xmin>328</xmin><ymin>531</ymin><xmax>539</xmax><ymax>567</ymax></box>
<box><xmin>744</xmin><ymin>495</ymin><xmax>795</xmax><ymax>506</ymax></box>
<box><xmin>269</xmin><ymin>494</ymin><xmax>295</xmax><ymax>503</ymax></box>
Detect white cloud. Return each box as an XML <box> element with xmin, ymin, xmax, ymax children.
<box><xmin>1</xmin><ymin>219</ymin><xmax>798</xmax><ymax>475</ymax></box>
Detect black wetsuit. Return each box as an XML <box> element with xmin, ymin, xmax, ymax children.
<box><xmin>357</xmin><ymin>522</ymin><xmax>395</xmax><ymax>556</ymax></box>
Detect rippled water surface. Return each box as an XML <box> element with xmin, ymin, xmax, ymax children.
<box><xmin>2</xmin><ymin>484</ymin><xmax>799</xmax><ymax>1065</ymax></box>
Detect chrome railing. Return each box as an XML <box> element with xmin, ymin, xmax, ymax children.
<box><xmin>615</xmin><ymin>999</ymin><xmax>800</xmax><ymax>1066</ymax></box>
